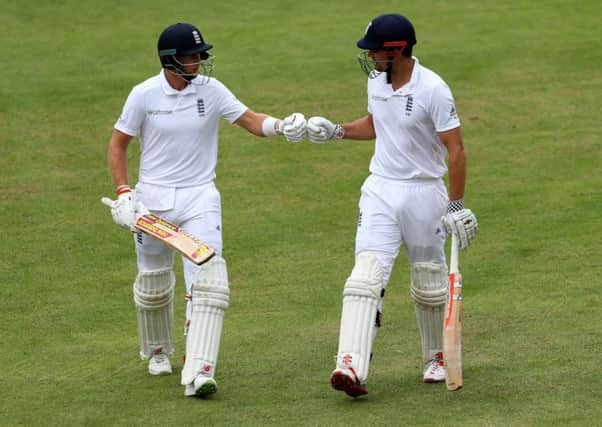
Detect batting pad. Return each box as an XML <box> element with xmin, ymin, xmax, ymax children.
<box><xmin>133</xmin><ymin>268</ymin><xmax>176</xmax><ymax>359</ymax></box>
<box><xmin>411</xmin><ymin>262</ymin><xmax>447</xmax><ymax>363</ymax></box>
<box><xmin>335</xmin><ymin>251</ymin><xmax>383</xmax><ymax>383</ymax></box>
<box><xmin>181</xmin><ymin>255</ymin><xmax>230</xmax><ymax>385</ymax></box>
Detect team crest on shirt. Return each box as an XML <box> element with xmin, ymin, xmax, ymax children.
<box><xmin>405</xmin><ymin>96</ymin><xmax>414</xmax><ymax>116</ymax></box>
<box><xmin>197</xmin><ymin>99</ymin><xmax>206</xmax><ymax>116</ymax></box>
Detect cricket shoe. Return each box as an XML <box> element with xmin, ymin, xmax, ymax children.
<box><xmin>184</xmin><ymin>375</ymin><xmax>218</xmax><ymax>398</ymax></box>
<box><xmin>423</xmin><ymin>352</ymin><xmax>445</xmax><ymax>383</ymax></box>
<box><xmin>148</xmin><ymin>352</ymin><xmax>172</xmax><ymax>376</ymax></box>
<box><xmin>330</xmin><ymin>368</ymin><xmax>368</xmax><ymax>398</ymax></box>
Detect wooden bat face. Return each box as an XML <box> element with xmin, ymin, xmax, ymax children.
<box><xmin>135</xmin><ymin>214</ymin><xmax>215</xmax><ymax>265</ymax></box>
<box><xmin>443</xmin><ymin>270</ymin><xmax>463</xmax><ymax>391</ymax></box>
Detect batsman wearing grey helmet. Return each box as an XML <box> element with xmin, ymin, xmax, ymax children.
<box><xmin>102</xmin><ymin>22</ymin><xmax>306</xmax><ymax>398</ymax></box>
<box><xmin>306</xmin><ymin>14</ymin><xmax>478</xmax><ymax>397</ymax></box>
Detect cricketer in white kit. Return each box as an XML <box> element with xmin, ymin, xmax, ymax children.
<box><xmin>306</xmin><ymin>14</ymin><xmax>478</xmax><ymax>397</ymax></box>
<box><xmin>103</xmin><ymin>22</ymin><xmax>306</xmax><ymax>398</ymax></box>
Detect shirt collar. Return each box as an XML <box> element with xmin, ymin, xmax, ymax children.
<box><xmin>376</xmin><ymin>56</ymin><xmax>420</xmax><ymax>96</ymax></box>
<box><xmin>395</xmin><ymin>56</ymin><xmax>420</xmax><ymax>95</ymax></box>
<box><xmin>159</xmin><ymin>69</ymin><xmax>197</xmax><ymax>95</ymax></box>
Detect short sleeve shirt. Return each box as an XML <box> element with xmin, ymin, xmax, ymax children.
<box><xmin>367</xmin><ymin>57</ymin><xmax>460</xmax><ymax>180</ymax></box>
<box><xmin>115</xmin><ymin>70</ymin><xmax>247</xmax><ymax>187</ymax></box>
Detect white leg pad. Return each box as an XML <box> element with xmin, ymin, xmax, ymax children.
<box><xmin>133</xmin><ymin>268</ymin><xmax>175</xmax><ymax>359</ymax></box>
<box><xmin>411</xmin><ymin>262</ymin><xmax>448</xmax><ymax>363</ymax></box>
<box><xmin>335</xmin><ymin>252</ymin><xmax>383</xmax><ymax>383</ymax></box>
<box><xmin>181</xmin><ymin>256</ymin><xmax>230</xmax><ymax>385</ymax></box>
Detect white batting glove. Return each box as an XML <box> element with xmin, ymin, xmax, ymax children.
<box><xmin>441</xmin><ymin>200</ymin><xmax>478</xmax><ymax>250</ymax></box>
<box><xmin>307</xmin><ymin>116</ymin><xmax>345</xmax><ymax>144</ymax></box>
<box><xmin>101</xmin><ymin>187</ymin><xmax>148</xmax><ymax>232</ymax></box>
<box><xmin>278</xmin><ymin>113</ymin><xmax>307</xmax><ymax>143</ymax></box>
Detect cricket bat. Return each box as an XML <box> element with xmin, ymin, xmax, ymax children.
<box><xmin>102</xmin><ymin>197</ymin><xmax>215</xmax><ymax>266</ymax></box>
<box><xmin>443</xmin><ymin>232</ymin><xmax>463</xmax><ymax>391</ymax></box>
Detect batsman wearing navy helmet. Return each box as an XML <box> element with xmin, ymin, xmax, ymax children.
<box><xmin>307</xmin><ymin>14</ymin><xmax>478</xmax><ymax>397</ymax></box>
<box><xmin>103</xmin><ymin>22</ymin><xmax>306</xmax><ymax>398</ymax></box>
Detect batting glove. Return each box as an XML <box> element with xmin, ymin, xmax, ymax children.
<box><xmin>278</xmin><ymin>113</ymin><xmax>307</xmax><ymax>143</ymax></box>
<box><xmin>307</xmin><ymin>116</ymin><xmax>345</xmax><ymax>144</ymax></box>
<box><xmin>101</xmin><ymin>186</ymin><xmax>148</xmax><ymax>232</ymax></box>
<box><xmin>441</xmin><ymin>199</ymin><xmax>478</xmax><ymax>250</ymax></box>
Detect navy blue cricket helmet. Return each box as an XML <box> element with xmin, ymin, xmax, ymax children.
<box><xmin>157</xmin><ymin>23</ymin><xmax>214</xmax><ymax>82</ymax></box>
<box><xmin>357</xmin><ymin>14</ymin><xmax>416</xmax><ymax>53</ymax></box>
<box><xmin>158</xmin><ymin>23</ymin><xmax>213</xmax><ymax>61</ymax></box>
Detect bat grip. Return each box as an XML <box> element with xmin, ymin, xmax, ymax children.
<box><xmin>450</xmin><ymin>233</ymin><xmax>459</xmax><ymax>274</ymax></box>
<box><xmin>101</xmin><ymin>197</ymin><xmax>114</xmax><ymax>208</ymax></box>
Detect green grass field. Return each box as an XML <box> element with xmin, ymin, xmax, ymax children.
<box><xmin>1</xmin><ymin>0</ymin><xmax>601</xmax><ymax>425</ymax></box>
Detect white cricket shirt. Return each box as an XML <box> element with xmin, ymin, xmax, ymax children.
<box><xmin>367</xmin><ymin>57</ymin><xmax>460</xmax><ymax>180</ymax></box>
<box><xmin>115</xmin><ymin>70</ymin><xmax>248</xmax><ymax>187</ymax></box>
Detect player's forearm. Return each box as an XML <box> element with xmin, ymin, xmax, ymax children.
<box><xmin>108</xmin><ymin>149</ymin><xmax>129</xmax><ymax>187</ymax></box>
<box><xmin>248</xmin><ymin>112</ymin><xmax>278</xmax><ymax>137</ymax></box>
<box><xmin>235</xmin><ymin>110</ymin><xmax>283</xmax><ymax>137</ymax></box>
<box><xmin>447</xmin><ymin>148</ymin><xmax>466</xmax><ymax>201</ymax></box>
<box><xmin>108</xmin><ymin>131</ymin><xmax>131</xmax><ymax>188</ymax></box>
<box><xmin>340</xmin><ymin>115</ymin><xmax>376</xmax><ymax>140</ymax></box>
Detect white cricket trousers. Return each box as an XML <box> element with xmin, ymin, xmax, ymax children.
<box><xmin>355</xmin><ymin>174</ymin><xmax>448</xmax><ymax>287</ymax></box>
<box><xmin>132</xmin><ymin>182</ymin><xmax>223</xmax><ymax>322</ymax></box>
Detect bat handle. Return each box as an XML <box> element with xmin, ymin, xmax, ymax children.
<box><xmin>450</xmin><ymin>233</ymin><xmax>460</xmax><ymax>274</ymax></box>
<box><xmin>101</xmin><ymin>197</ymin><xmax>115</xmax><ymax>208</ymax></box>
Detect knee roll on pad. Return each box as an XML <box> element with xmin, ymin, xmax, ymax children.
<box><xmin>343</xmin><ymin>252</ymin><xmax>383</xmax><ymax>300</ymax></box>
<box><xmin>336</xmin><ymin>252</ymin><xmax>384</xmax><ymax>383</ymax></box>
<box><xmin>191</xmin><ymin>256</ymin><xmax>230</xmax><ymax>311</ymax></box>
<box><xmin>181</xmin><ymin>255</ymin><xmax>230</xmax><ymax>385</ymax></box>
<box><xmin>410</xmin><ymin>262</ymin><xmax>447</xmax><ymax>308</ymax></box>
<box><xmin>133</xmin><ymin>268</ymin><xmax>176</xmax><ymax>359</ymax></box>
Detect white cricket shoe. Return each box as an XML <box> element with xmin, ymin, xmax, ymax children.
<box><xmin>148</xmin><ymin>353</ymin><xmax>172</xmax><ymax>376</ymax></box>
<box><xmin>184</xmin><ymin>375</ymin><xmax>218</xmax><ymax>397</ymax></box>
<box><xmin>423</xmin><ymin>352</ymin><xmax>445</xmax><ymax>383</ymax></box>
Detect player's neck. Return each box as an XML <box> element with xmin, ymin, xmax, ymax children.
<box><xmin>390</xmin><ymin>57</ymin><xmax>415</xmax><ymax>91</ymax></box>
<box><xmin>165</xmin><ymin>69</ymin><xmax>189</xmax><ymax>91</ymax></box>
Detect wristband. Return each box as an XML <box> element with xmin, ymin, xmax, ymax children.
<box><xmin>333</xmin><ymin>124</ymin><xmax>345</xmax><ymax>140</ymax></box>
<box><xmin>447</xmin><ymin>199</ymin><xmax>464</xmax><ymax>213</ymax></box>
<box><xmin>116</xmin><ymin>185</ymin><xmax>131</xmax><ymax>196</ymax></box>
<box><xmin>262</xmin><ymin>116</ymin><xmax>281</xmax><ymax>137</ymax></box>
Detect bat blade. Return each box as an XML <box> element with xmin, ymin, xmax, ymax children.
<box><xmin>443</xmin><ymin>233</ymin><xmax>463</xmax><ymax>391</ymax></box>
<box><xmin>135</xmin><ymin>214</ymin><xmax>215</xmax><ymax>265</ymax></box>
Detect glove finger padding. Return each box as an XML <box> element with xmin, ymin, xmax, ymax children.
<box><xmin>283</xmin><ymin>127</ymin><xmax>306</xmax><ymax>143</ymax></box>
<box><xmin>307</xmin><ymin>126</ymin><xmax>328</xmax><ymax>143</ymax></box>
<box><xmin>281</xmin><ymin>113</ymin><xmax>307</xmax><ymax>143</ymax></box>
<box><xmin>463</xmin><ymin>212</ymin><xmax>478</xmax><ymax>241</ymax></box>
<box><xmin>455</xmin><ymin>222</ymin><xmax>470</xmax><ymax>250</ymax></box>
<box><xmin>111</xmin><ymin>193</ymin><xmax>137</xmax><ymax>231</ymax></box>
<box><xmin>443</xmin><ymin>209</ymin><xmax>478</xmax><ymax>250</ymax></box>
<box><xmin>307</xmin><ymin>116</ymin><xmax>334</xmax><ymax>143</ymax></box>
